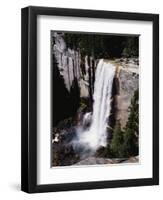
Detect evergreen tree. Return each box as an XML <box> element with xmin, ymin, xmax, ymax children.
<box><xmin>63</xmin><ymin>33</ymin><xmax>139</xmax><ymax>58</ymax></box>
<box><xmin>110</xmin><ymin>121</ymin><xmax>124</xmax><ymax>158</ymax></box>
<box><xmin>123</xmin><ymin>89</ymin><xmax>139</xmax><ymax>157</ymax></box>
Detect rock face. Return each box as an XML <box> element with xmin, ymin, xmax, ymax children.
<box><xmin>52</xmin><ymin>34</ymin><xmax>139</xmax><ymax>128</ymax></box>
<box><xmin>52</xmin><ymin>32</ymin><xmax>81</xmax><ymax>91</ymax></box>
<box><xmin>113</xmin><ymin>59</ymin><xmax>139</xmax><ymax>127</ymax></box>
<box><xmin>74</xmin><ymin>156</ymin><xmax>139</xmax><ymax>165</ymax></box>
<box><xmin>52</xmin><ymin>32</ymin><xmax>94</xmax><ymax>98</ymax></box>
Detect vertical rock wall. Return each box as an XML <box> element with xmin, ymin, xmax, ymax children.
<box><xmin>114</xmin><ymin>59</ymin><xmax>139</xmax><ymax>127</ymax></box>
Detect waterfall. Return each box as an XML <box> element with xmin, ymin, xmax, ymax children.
<box><xmin>75</xmin><ymin>59</ymin><xmax>116</xmax><ymax>153</ymax></box>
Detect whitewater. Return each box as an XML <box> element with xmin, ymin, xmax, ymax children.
<box><xmin>75</xmin><ymin>59</ymin><xmax>116</xmax><ymax>153</ymax></box>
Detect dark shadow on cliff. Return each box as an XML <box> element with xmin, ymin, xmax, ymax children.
<box><xmin>52</xmin><ymin>55</ymin><xmax>80</xmax><ymax>127</ymax></box>
<box><xmin>107</xmin><ymin>76</ymin><xmax>120</xmax><ymax>141</ymax></box>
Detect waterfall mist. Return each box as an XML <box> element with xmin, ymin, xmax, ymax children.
<box><xmin>73</xmin><ymin>59</ymin><xmax>116</xmax><ymax>157</ymax></box>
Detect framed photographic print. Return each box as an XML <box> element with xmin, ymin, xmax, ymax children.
<box><xmin>21</xmin><ymin>6</ymin><xmax>159</xmax><ymax>193</ymax></box>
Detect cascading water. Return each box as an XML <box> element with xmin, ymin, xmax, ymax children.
<box><xmin>74</xmin><ymin>59</ymin><xmax>116</xmax><ymax>155</ymax></box>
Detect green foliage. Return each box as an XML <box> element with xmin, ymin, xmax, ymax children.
<box><xmin>122</xmin><ymin>37</ymin><xmax>139</xmax><ymax>57</ymax></box>
<box><xmin>122</xmin><ymin>128</ymin><xmax>138</xmax><ymax>157</ymax></box>
<box><xmin>96</xmin><ymin>145</ymin><xmax>114</xmax><ymax>158</ymax></box>
<box><xmin>63</xmin><ymin>33</ymin><xmax>139</xmax><ymax>58</ymax></box>
<box><xmin>123</xmin><ymin>89</ymin><xmax>139</xmax><ymax>156</ymax></box>
<box><xmin>78</xmin><ymin>98</ymin><xmax>91</xmax><ymax>113</ymax></box>
<box><xmin>97</xmin><ymin>89</ymin><xmax>139</xmax><ymax>159</ymax></box>
<box><xmin>79</xmin><ymin>101</ymin><xmax>87</xmax><ymax>112</ymax></box>
<box><xmin>126</xmin><ymin>89</ymin><xmax>139</xmax><ymax>132</ymax></box>
<box><xmin>110</xmin><ymin>121</ymin><xmax>124</xmax><ymax>158</ymax></box>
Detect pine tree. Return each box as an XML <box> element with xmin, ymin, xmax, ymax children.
<box><xmin>123</xmin><ymin>89</ymin><xmax>139</xmax><ymax>157</ymax></box>
<box><xmin>110</xmin><ymin>121</ymin><xmax>124</xmax><ymax>158</ymax></box>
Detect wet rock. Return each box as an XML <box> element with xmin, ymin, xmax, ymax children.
<box><xmin>52</xmin><ymin>142</ymin><xmax>80</xmax><ymax>166</ymax></box>
<box><xmin>82</xmin><ymin>112</ymin><xmax>92</xmax><ymax>129</ymax></box>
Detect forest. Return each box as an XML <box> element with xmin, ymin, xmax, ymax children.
<box><xmin>63</xmin><ymin>33</ymin><xmax>139</xmax><ymax>58</ymax></box>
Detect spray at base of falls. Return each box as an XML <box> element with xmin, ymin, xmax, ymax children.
<box><xmin>73</xmin><ymin>59</ymin><xmax>116</xmax><ymax>156</ymax></box>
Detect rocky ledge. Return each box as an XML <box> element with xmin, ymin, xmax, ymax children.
<box><xmin>74</xmin><ymin>156</ymin><xmax>139</xmax><ymax>165</ymax></box>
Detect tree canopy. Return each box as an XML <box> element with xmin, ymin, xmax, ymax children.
<box><xmin>63</xmin><ymin>32</ymin><xmax>139</xmax><ymax>58</ymax></box>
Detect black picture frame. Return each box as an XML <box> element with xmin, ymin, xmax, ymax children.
<box><xmin>21</xmin><ymin>6</ymin><xmax>159</xmax><ymax>193</ymax></box>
